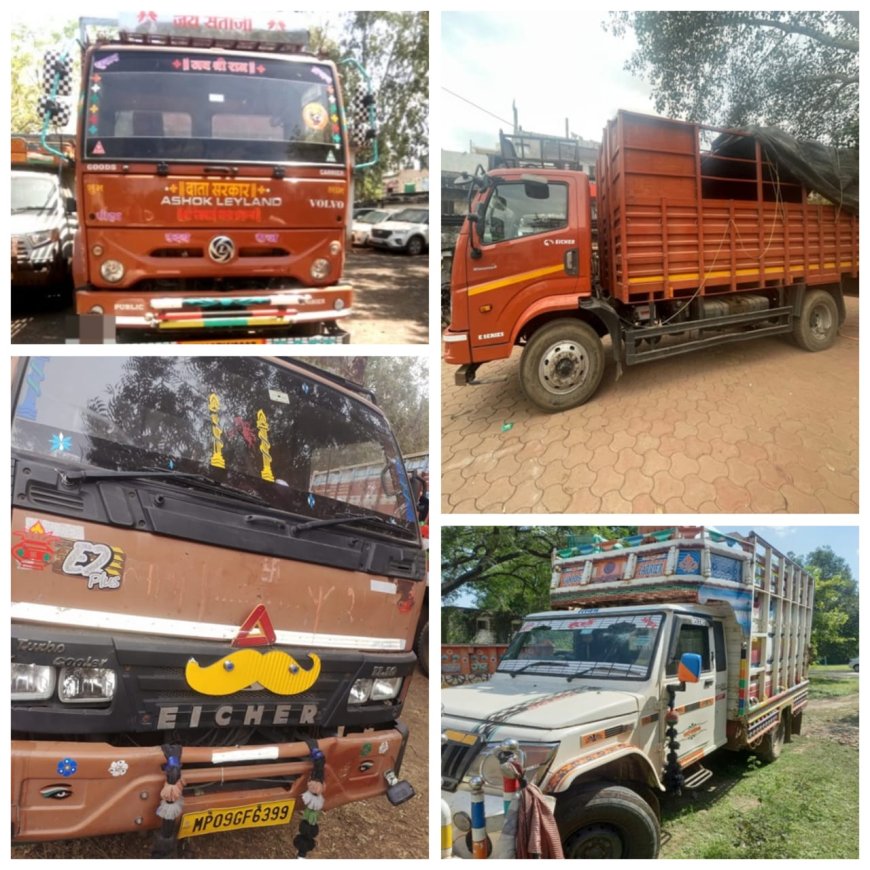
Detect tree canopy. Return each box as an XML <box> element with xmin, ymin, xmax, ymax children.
<box><xmin>795</xmin><ymin>545</ymin><xmax>858</xmax><ymax>663</ymax></box>
<box><xmin>611</xmin><ymin>12</ymin><xmax>858</xmax><ymax>147</ymax></box>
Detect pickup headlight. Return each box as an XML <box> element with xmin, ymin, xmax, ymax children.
<box><xmin>28</xmin><ymin>229</ymin><xmax>58</xmax><ymax>247</ymax></box>
<box><xmin>477</xmin><ymin>741</ymin><xmax>559</xmax><ymax>787</ymax></box>
<box><xmin>12</xmin><ymin>663</ymin><xmax>56</xmax><ymax>700</ymax></box>
<box><xmin>348</xmin><ymin>676</ymin><xmax>403</xmax><ymax>705</ymax></box>
<box><xmin>58</xmin><ymin>667</ymin><xmax>116</xmax><ymax>703</ymax></box>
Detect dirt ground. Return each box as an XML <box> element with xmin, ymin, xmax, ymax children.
<box><xmin>10</xmin><ymin>247</ymin><xmax>428</xmax><ymax>346</ymax></box>
<box><xmin>12</xmin><ymin>666</ymin><xmax>429</xmax><ymax>860</ymax></box>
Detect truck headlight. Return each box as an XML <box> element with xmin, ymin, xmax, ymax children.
<box><xmin>28</xmin><ymin>229</ymin><xmax>58</xmax><ymax>247</ymax></box>
<box><xmin>12</xmin><ymin>663</ymin><xmax>56</xmax><ymax>700</ymax></box>
<box><xmin>348</xmin><ymin>676</ymin><xmax>403</xmax><ymax>705</ymax></box>
<box><xmin>100</xmin><ymin>260</ymin><xmax>125</xmax><ymax>283</ymax></box>
<box><xmin>310</xmin><ymin>258</ymin><xmax>331</xmax><ymax>279</ymax></box>
<box><xmin>58</xmin><ymin>667</ymin><xmax>116</xmax><ymax>703</ymax></box>
<box><xmin>477</xmin><ymin>741</ymin><xmax>559</xmax><ymax>787</ymax></box>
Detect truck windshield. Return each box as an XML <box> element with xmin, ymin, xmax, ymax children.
<box><xmin>498</xmin><ymin>613</ymin><xmax>664</xmax><ymax>680</ymax></box>
<box><xmin>12</xmin><ymin>357</ymin><xmax>417</xmax><ymax>535</ymax></box>
<box><xmin>12</xmin><ymin>175</ymin><xmax>58</xmax><ymax>212</ymax></box>
<box><xmin>83</xmin><ymin>49</ymin><xmax>345</xmax><ymax>165</ymax></box>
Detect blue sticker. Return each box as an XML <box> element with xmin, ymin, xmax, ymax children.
<box><xmin>394</xmin><ymin>459</ymin><xmax>416</xmax><ymax>522</ymax></box>
<box><xmin>168</xmin><ymin>459</ymin><xmax>175</xmax><ymax>470</ymax></box>
<box><xmin>57</xmin><ymin>758</ymin><xmax>77</xmax><ymax>777</ymax></box>
<box><xmin>50</xmin><ymin>432</ymin><xmax>72</xmax><ymax>453</ymax></box>
<box><xmin>17</xmin><ymin>357</ymin><xmax>50</xmax><ymax>421</ymax></box>
<box><xmin>307</xmin><ymin>493</ymin><xmax>316</xmax><ymax>509</ymax></box>
<box><xmin>302</xmin><ymin>382</ymin><xmax>311</xmax><ymax>395</ymax></box>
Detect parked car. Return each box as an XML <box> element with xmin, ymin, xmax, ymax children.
<box><xmin>368</xmin><ymin>207</ymin><xmax>429</xmax><ymax>255</ymax></box>
<box><xmin>849</xmin><ymin>656</ymin><xmax>859</xmax><ymax>671</ymax></box>
<box><xmin>351</xmin><ymin>208</ymin><xmax>393</xmax><ymax>247</ymax></box>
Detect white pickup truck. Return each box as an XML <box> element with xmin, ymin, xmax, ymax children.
<box><xmin>441</xmin><ymin>527</ymin><xmax>814</xmax><ymax>858</ymax></box>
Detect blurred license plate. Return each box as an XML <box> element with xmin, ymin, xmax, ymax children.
<box><xmin>178</xmin><ymin>798</ymin><xmax>295</xmax><ymax>838</ymax></box>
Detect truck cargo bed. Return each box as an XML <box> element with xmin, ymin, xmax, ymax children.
<box><xmin>597</xmin><ymin>111</ymin><xmax>858</xmax><ymax>304</ymax></box>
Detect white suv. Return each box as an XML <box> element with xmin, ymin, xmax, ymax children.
<box><xmin>368</xmin><ymin>207</ymin><xmax>429</xmax><ymax>255</ymax></box>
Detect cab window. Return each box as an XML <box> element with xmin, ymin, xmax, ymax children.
<box><xmin>667</xmin><ymin>623</ymin><xmax>711</xmax><ymax>675</ymax></box>
<box><xmin>481</xmin><ymin>182</ymin><xmax>568</xmax><ymax>244</ymax></box>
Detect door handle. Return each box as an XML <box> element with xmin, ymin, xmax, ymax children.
<box><xmin>704</xmin><ymin>679</ymin><xmax>714</xmax><ymax>687</ymax></box>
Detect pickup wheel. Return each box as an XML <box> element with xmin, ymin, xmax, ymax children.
<box><xmin>519</xmin><ymin>320</ymin><xmax>605</xmax><ymax>412</ymax></box>
<box><xmin>414</xmin><ymin>619</ymin><xmax>429</xmax><ymax>677</ymax></box>
<box><xmin>794</xmin><ymin>289</ymin><xmax>839</xmax><ymax>351</ymax></box>
<box><xmin>405</xmin><ymin>235</ymin><xmax>425</xmax><ymax>256</ymax></box>
<box><xmin>556</xmin><ymin>785</ymin><xmax>660</xmax><ymax>859</ymax></box>
<box><xmin>756</xmin><ymin>717</ymin><xmax>785</xmax><ymax>763</ymax></box>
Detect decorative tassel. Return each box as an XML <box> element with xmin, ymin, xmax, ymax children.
<box><xmin>151</xmin><ymin>745</ymin><xmax>184</xmax><ymax>858</ymax></box>
<box><xmin>294</xmin><ymin>747</ymin><xmax>325</xmax><ymax>857</ymax></box>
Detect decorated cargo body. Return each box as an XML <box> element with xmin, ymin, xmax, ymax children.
<box><xmin>444</xmin><ymin>110</ymin><xmax>858</xmax><ymax>410</ymax></box>
<box><xmin>441</xmin><ymin>526</ymin><xmax>813</xmax><ymax>858</ymax></box>
<box><xmin>11</xmin><ymin>356</ymin><xmax>424</xmax><ymax>853</ymax></box>
<box><xmin>37</xmin><ymin>13</ymin><xmax>378</xmax><ymax>342</ymax></box>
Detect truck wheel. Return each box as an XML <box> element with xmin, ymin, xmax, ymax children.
<box><xmin>794</xmin><ymin>290</ymin><xmax>839</xmax><ymax>351</ymax></box>
<box><xmin>406</xmin><ymin>235</ymin><xmax>425</xmax><ymax>256</ymax></box>
<box><xmin>519</xmin><ymin>320</ymin><xmax>605</xmax><ymax>412</ymax></box>
<box><xmin>556</xmin><ymin>785</ymin><xmax>660</xmax><ymax>859</ymax></box>
<box><xmin>755</xmin><ymin>718</ymin><xmax>785</xmax><ymax>763</ymax></box>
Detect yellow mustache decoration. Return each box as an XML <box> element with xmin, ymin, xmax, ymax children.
<box><xmin>185</xmin><ymin>649</ymin><xmax>321</xmax><ymax>696</ymax></box>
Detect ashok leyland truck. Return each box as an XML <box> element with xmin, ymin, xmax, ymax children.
<box><xmin>38</xmin><ymin>13</ymin><xmax>378</xmax><ymax>342</ymax></box>
<box><xmin>441</xmin><ymin>527</ymin><xmax>813</xmax><ymax>858</ymax></box>
<box><xmin>12</xmin><ymin>356</ymin><xmax>424</xmax><ymax>853</ymax></box>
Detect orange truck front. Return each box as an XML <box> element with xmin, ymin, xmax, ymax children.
<box><xmin>66</xmin><ymin>16</ymin><xmax>371</xmax><ymax>342</ymax></box>
<box><xmin>11</xmin><ymin>356</ymin><xmax>424</xmax><ymax>852</ymax></box>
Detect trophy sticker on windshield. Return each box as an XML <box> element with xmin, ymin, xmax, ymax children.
<box><xmin>209</xmin><ymin>392</ymin><xmax>226</xmax><ymax>469</ymax></box>
<box><xmin>302</xmin><ymin>102</ymin><xmax>328</xmax><ymax>131</ymax></box>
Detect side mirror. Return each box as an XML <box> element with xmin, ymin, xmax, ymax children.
<box><xmin>64</xmin><ymin>196</ymin><xmax>77</xmax><ymax>215</ymax></box>
<box><xmin>677</xmin><ymin>652</ymin><xmax>702</xmax><ymax>684</ymax></box>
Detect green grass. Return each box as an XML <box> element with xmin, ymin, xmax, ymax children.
<box><xmin>660</xmin><ymin>677</ymin><xmax>858</xmax><ymax>858</ymax></box>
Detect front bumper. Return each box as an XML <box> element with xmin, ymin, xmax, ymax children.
<box><xmin>12</xmin><ymin>726</ymin><xmax>409</xmax><ymax>842</ymax></box>
<box><xmin>74</xmin><ymin>284</ymin><xmax>353</xmax><ymax>332</ymax></box>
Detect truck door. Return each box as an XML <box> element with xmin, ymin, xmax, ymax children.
<box><xmin>667</xmin><ymin>616</ymin><xmax>727</xmax><ymax>763</ymax></box>
<box><xmin>466</xmin><ymin>175</ymin><xmax>589</xmax><ymax>356</ymax></box>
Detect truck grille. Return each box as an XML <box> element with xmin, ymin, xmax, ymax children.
<box><xmin>441</xmin><ymin>734</ymin><xmax>483</xmax><ymax>791</ymax></box>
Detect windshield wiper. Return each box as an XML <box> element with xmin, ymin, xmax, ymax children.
<box><xmin>60</xmin><ymin>468</ymin><xmax>269</xmax><ymax>505</ymax></box>
<box><xmin>567</xmin><ymin>662</ymin><xmax>642</xmax><ymax>682</ymax></box>
<box><xmin>505</xmin><ymin>661</ymin><xmax>575</xmax><ymax>679</ymax></box>
<box><xmin>291</xmin><ymin>512</ymin><xmax>405</xmax><ymax>537</ymax></box>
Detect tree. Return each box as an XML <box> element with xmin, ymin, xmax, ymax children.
<box><xmin>796</xmin><ymin>545</ymin><xmax>858</xmax><ymax>662</ymax></box>
<box><xmin>336</xmin><ymin>12</ymin><xmax>429</xmax><ymax>198</ymax></box>
<box><xmin>611</xmin><ymin>12</ymin><xmax>858</xmax><ymax>146</ymax></box>
<box><xmin>442</xmin><ymin>526</ymin><xmax>632</xmax><ymax>615</ymax></box>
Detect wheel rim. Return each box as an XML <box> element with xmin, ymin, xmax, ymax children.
<box><xmin>565</xmin><ymin>825</ymin><xmax>624</xmax><ymax>859</ymax></box>
<box><xmin>408</xmin><ymin>238</ymin><xmax>422</xmax><ymax>255</ymax></box>
<box><xmin>538</xmin><ymin>340</ymin><xmax>589</xmax><ymax>395</ymax></box>
<box><xmin>809</xmin><ymin>304</ymin><xmax>833</xmax><ymax>340</ymax></box>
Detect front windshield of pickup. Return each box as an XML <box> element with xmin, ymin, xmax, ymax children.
<box><xmin>498</xmin><ymin>613</ymin><xmax>664</xmax><ymax>680</ymax></box>
<box><xmin>12</xmin><ymin>357</ymin><xmax>417</xmax><ymax>535</ymax></box>
<box><xmin>12</xmin><ymin>175</ymin><xmax>59</xmax><ymax>212</ymax></box>
<box><xmin>83</xmin><ymin>49</ymin><xmax>345</xmax><ymax>165</ymax></box>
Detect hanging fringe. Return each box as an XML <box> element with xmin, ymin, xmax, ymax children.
<box><xmin>294</xmin><ymin>744</ymin><xmax>325</xmax><ymax>858</ymax></box>
<box><xmin>151</xmin><ymin>744</ymin><xmax>183</xmax><ymax>859</ymax></box>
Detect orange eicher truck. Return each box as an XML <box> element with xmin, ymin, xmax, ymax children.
<box><xmin>11</xmin><ymin>357</ymin><xmax>424</xmax><ymax>854</ymax></box>
<box><xmin>38</xmin><ymin>14</ymin><xmax>377</xmax><ymax>342</ymax></box>
<box><xmin>444</xmin><ymin>111</ymin><xmax>858</xmax><ymax>410</ymax></box>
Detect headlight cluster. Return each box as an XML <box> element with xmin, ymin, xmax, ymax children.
<box><xmin>27</xmin><ymin>229</ymin><xmax>59</xmax><ymax>247</ymax></box>
<box><xmin>348</xmin><ymin>676</ymin><xmax>404</xmax><ymax>706</ymax></box>
<box><xmin>476</xmin><ymin>741</ymin><xmax>559</xmax><ymax>787</ymax></box>
<box><xmin>12</xmin><ymin>663</ymin><xmax>116</xmax><ymax>704</ymax></box>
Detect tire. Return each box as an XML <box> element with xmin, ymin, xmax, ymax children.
<box><xmin>556</xmin><ymin>785</ymin><xmax>660</xmax><ymax>859</ymax></box>
<box><xmin>405</xmin><ymin>235</ymin><xmax>425</xmax><ymax>256</ymax></box>
<box><xmin>519</xmin><ymin>319</ymin><xmax>605</xmax><ymax>412</ymax></box>
<box><xmin>755</xmin><ymin>717</ymin><xmax>785</xmax><ymax>763</ymax></box>
<box><xmin>794</xmin><ymin>289</ymin><xmax>839</xmax><ymax>351</ymax></box>
<box><xmin>414</xmin><ymin>619</ymin><xmax>428</xmax><ymax>678</ymax></box>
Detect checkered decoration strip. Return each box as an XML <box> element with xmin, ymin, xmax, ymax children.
<box><xmin>42</xmin><ymin>50</ymin><xmax>73</xmax><ymax>96</ymax></box>
<box><xmin>348</xmin><ymin>85</ymin><xmax>375</xmax><ymax>148</ymax></box>
<box><xmin>38</xmin><ymin>95</ymin><xmax>71</xmax><ymax>127</ymax></box>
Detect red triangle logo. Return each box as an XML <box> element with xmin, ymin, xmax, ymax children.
<box><xmin>233</xmin><ymin>604</ymin><xmax>276</xmax><ymax>647</ymax></box>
